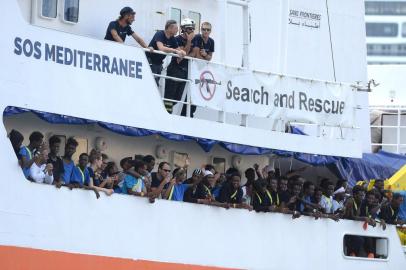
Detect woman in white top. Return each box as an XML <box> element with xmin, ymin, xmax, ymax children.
<box><xmin>29</xmin><ymin>145</ymin><xmax>53</xmax><ymax>184</ymax></box>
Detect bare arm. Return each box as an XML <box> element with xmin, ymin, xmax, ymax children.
<box><xmin>157</xmin><ymin>41</ymin><xmax>181</xmax><ymax>54</ymax></box>
<box><xmin>110</xmin><ymin>29</ymin><xmax>124</xmax><ymax>43</ymax></box>
<box><xmin>132</xmin><ymin>32</ymin><xmax>148</xmax><ymax>48</ymax></box>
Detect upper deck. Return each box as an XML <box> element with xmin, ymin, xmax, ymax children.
<box><xmin>0</xmin><ymin>0</ymin><xmax>371</xmax><ymax>157</ymax></box>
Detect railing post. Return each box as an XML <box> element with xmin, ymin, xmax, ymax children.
<box><xmin>397</xmin><ymin>108</ymin><xmax>401</xmax><ymax>154</ymax></box>
<box><xmin>186</xmin><ymin>60</ymin><xmax>192</xmax><ymax>118</ymax></box>
<box><xmin>218</xmin><ymin>111</ymin><xmax>225</xmax><ymax>123</ymax></box>
<box><xmin>241</xmin><ymin>114</ymin><xmax>248</xmax><ymax>127</ymax></box>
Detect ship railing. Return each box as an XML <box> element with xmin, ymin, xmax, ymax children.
<box><xmin>141</xmin><ymin>48</ymin><xmax>359</xmax><ymax>139</ymax></box>
<box><xmin>370</xmin><ymin>105</ymin><xmax>406</xmax><ymax>154</ymax></box>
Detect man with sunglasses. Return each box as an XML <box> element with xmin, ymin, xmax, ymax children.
<box><xmin>164</xmin><ymin>18</ymin><xmax>196</xmax><ymax>115</ymax></box>
<box><xmin>150</xmin><ymin>162</ymin><xmax>172</xmax><ymax>197</ymax></box>
<box><xmin>192</xmin><ymin>22</ymin><xmax>215</xmax><ymax>61</ymax></box>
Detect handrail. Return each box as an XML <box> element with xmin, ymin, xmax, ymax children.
<box><xmin>142</xmin><ymin>46</ymin><xmax>360</xmax><ymax>135</ymax></box>
<box><xmin>370</xmin><ymin>106</ymin><xmax>406</xmax><ymax>154</ymax></box>
<box><xmin>139</xmin><ymin>47</ymin><xmax>359</xmax><ymax>87</ymax></box>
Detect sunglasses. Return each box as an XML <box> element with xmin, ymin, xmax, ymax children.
<box><xmin>201</xmin><ymin>28</ymin><xmax>211</xmax><ymax>32</ymax></box>
<box><xmin>186</xmin><ymin>27</ymin><xmax>195</xmax><ymax>31</ymax></box>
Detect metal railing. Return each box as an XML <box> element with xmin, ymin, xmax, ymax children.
<box><xmin>370</xmin><ymin>105</ymin><xmax>406</xmax><ymax>154</ymax></box>
<box><xmin>141</xmin><ymin>48</ymin><xmax>360</xmax><ymax>140</ymax></box>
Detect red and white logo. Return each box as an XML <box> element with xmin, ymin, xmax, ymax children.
<box><xmin>195</xmin><ymin>70</ymin><xmax>221</xmax><ymax>101</ymax></box>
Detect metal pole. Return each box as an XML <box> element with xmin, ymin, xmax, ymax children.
<box><xmin>186</xmin><ymin>60</ymin><xmax>192</xmax><ymax>118</ymax></box>
<box><xmin>397</xmin><ymin>108</ymin><xmax>401</xmax><ymax>153</ymax></box>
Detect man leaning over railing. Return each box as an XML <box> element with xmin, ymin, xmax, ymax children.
<box><xmin>104</xmin><ymin>7</ymin><xmax>149</xmax><ymax>48</ymax></box>
<box><xmin>164</xmin><ymin>18</ymin><xmax>196</xmax><ymax>115</ymax></box>
<box><xmin>146</xmin><ymin>20</ymin><xmax>186</xmax><ymax>86</ymax></box>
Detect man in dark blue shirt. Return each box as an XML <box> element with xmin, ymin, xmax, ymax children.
<box><xmin>146</xmin><ymin>20</ymin><xmax>186</xmax><ymax>86</ymax></box>
<box><xmin>164</xmin><ymin>18</ymin><xmax>195</xmax><ymax>115</ymax></box>
<box><xmin>104</xmin><ymin>7</ymin><xmax>148</xmax><ymax>48</ymax></box>
<box><xmin>192</xmin><ymin>22</ymin><xmax>215</xmax><ymax>61</ymax></box>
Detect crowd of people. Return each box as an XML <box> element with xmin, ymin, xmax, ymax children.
<box><xmin>105</xmin><ymin>6</ymin><xmax>214</xmax><ymax>116</ymax></box>
<box><xmin>8</xmin><ymin>128</ymin><xmax>406</xmax><ymax>258</ymax></box>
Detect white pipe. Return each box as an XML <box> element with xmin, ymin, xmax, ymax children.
<box><xmin>242</xmin><ymin>4</ymin><xmax>250</xmax><ymax>68</ymax></box>
<box><xmin>227</xmin><ymin>0</ymin><xmax>249</xmax><ymax>7</ymax></box>
<box><xmin>397</xmin><ymin>108</ymin><xmax>401</xmax><ymax>153</ymax></box>
<box><xmin>30</xmin><ymin>0</ymin><xmax>38</xmax><ymax>25</ymax></box>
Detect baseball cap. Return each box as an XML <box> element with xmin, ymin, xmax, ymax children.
<box><xmin>120</xmin><ymin>7</ymin><xmax>135</xmax><ymax>16</ymax></box>
<box><xmin>193</xmin><ymin>168</ymin><xmax>202</xmax><ymax>176</ymax></box>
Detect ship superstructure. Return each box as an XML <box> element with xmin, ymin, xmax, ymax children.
<box><xmin>0</xmin><ymin>0</ymin><xmax>405</xmax><ymax>269</ymax></box>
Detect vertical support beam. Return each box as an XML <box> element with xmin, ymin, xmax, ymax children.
<box><xmin>242</xmin><ymin>3</ymin><xmax>250</xmax><ymax>69</ymax></box>
<box><xmin>31</xmin><ymin>0</ymin><xmax>38</xmax><ymax>25</ymax></box>
<box><xmin>218</xmin><ymin>111</ymin><xmax>225</xmax><ymax>123</ymax></box>
<box><xmin>186</xmin><ymin>61</ymin><xmax>192</xmax><ymax>118</ymax></box>
<box><xmin>397</xmin><ymin>108</ymin><xmax>401</xmax><ymax>154</ymax></box>
<box><xmin>241</xmin><ymin>1</ymin><xmax>250</xmax><ymax>127</ymax></box>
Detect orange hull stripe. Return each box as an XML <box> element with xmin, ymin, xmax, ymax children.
<box><xmin>0</xmin><ymin>245</ymin><xmax>239</xmax><ymax>270</ymax></box>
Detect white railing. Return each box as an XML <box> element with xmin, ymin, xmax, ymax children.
<box><xmin>370</xmin><ymin>105</ymin><xmax>406</xmax><ymax>154</ymax></box>
<box><xmin>142</xmin><ymin>48</ymin><xmax>361</xmax><ymax>140</ymax></box>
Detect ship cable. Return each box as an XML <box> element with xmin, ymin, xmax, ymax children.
<box><xmin>325</xmin><ymin>0</ymin><xmax>337</xmax><ymax>82</ymax></box>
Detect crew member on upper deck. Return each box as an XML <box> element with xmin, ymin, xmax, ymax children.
<box><xmin>164</xmin><ymin>18</ymin><xmax>195</xmax><ymax>115</ymax></box>
<box><xmin>191</xmin><ymin>22</ymin><xmax>215</xmax><ymax>61</ymax></box>
<box><xmin>104</xmin><ymin>7</ymin><xmax>148</xmax><ymax>48</ymax></box>
<box><xmin>146</xmin><ymin>20</ymin><xmax>186</xmax><ymax>86</ymax></box>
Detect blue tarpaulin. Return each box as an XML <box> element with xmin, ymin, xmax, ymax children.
<box><xmin>4</xmin><ymin>106</ymin><xmax>406</xmax><ymax>186</ymax></box>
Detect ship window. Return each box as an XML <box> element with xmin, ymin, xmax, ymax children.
<box><xmin>403</xmin><ymin>22</ymin><xmax>406</xmax><ymax>37</ymax></box>
<box><xmin>212</xmin><ymin>157</ymin><xmax>226</xmax><ymax>174</ymax></box>
<box><xmin>366</xmin><ymin>23</ymin><xmax>398</xmax><ymax>37</ymax></box>
<box><xmin>343</xmin><ymin>235</ymin><xmax>388</xmax><ymax>260</ymax></box>
<box><xmin>188</xmin><ymin>11</ymin><xmax>201</xmax><ymax>34</ymax></box>
<box><xmin>64</xmin><ymin>0</ymin><xmax>80</xmax><ymax>23</ymax></box>
<box><xmin>171</xmin><ymin>8</ymin><xmax>181</xmax><ymax>29</ymax></box>
<box><xmin>365</xmin><ymin>1</ymin><xmax>406</xmax><ymax>15</ymax></box>
<box><xmin>41</xmin><ymin>0</ymin><xmax>57</xmax><ymax>18</ymax></box>
<box><xmin>367</xmin><ymin>43</ymin><xmax>406</xmax><ymax>56</ymax></box>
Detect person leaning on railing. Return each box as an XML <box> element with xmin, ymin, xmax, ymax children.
<box><xmin>146</xmin><ymin>20</ymin><xmax>186</xmax><ymax>86</ymax></box>
<box><xmin>191</xmin><ymin>22</ymin><xmax>214</xmax><ymax>61</ymax></box>
<box><xmin>104</xmin><ymin>7</ymin><xmax>149</xmax><ymax>48</ymax></box>
<box><xmin>29</xmin><ymin>144</ymin><xmax>54</xmax><ymax>185</ymax></box>
<box><xmin>164</xmin><ymin>18</ymin><xmax>196</xmax><ymax>115</ymax></box>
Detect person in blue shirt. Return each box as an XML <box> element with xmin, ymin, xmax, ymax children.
<box><xmin>62</xmin><ymin>137</ymin><xmax>78</xmax><ymax>186</ymax></box>
<box><xmin>8</xmin><ymin>129</ymin><xmax>24</xmax><ymax>161</ymax></box>
<box><xmin>71</xmin><ymin>153</ymin><xmax>91</xmax><ymax>186</ymax></box>
<box><xmin>191</xmin><ymin>22</ymin><xmax>215</xmax><ymax>61</ymax></box>
<box><xmin>122</xmin><ymin>160</ymin><xmax>148</xmax><ymax>197</ymax></box>
<box><xmin>163</xmin><ymin>168</ymin><xmax>190</xmax><ymax>201</ymax></box>
<box><xmin>146</xmin><ymin>20</ymin><xmax>186</xmax><ymax>86</ymax></box>
<box><xmin>19</xmin><ymin>131</ymin><xmax>44</xmax><ymax>179</ymax></box>
<box><xmin>397</xmin><ymin>191</ymin><xmax>406</xmax><ymax>221</ymax></box>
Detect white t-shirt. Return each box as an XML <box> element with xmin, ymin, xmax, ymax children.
<box><xmin>30</xmin><ymin>162</ymin><xmax>54</xmax><ymax>184</ymax></box>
